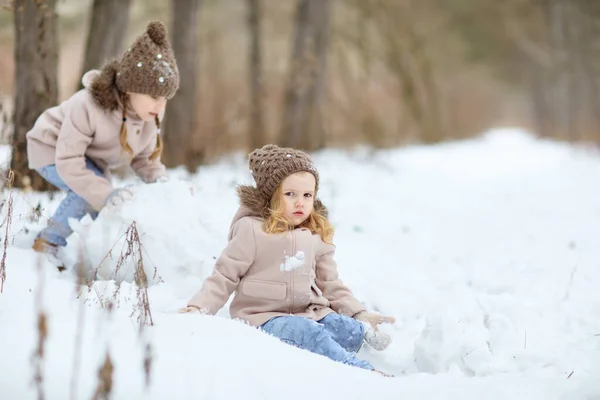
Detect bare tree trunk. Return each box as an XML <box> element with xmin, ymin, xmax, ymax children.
<box><xmin>529</xmin><ymin>60</ymin><xmax>553</xmax><ymax>137</ymax></box>
<box><xmin>581</xmin><ymin>1</ymin><xmax>600</xmax><ymax>140</ymax></box>
<box><xmin>281</xmin><ymin>0</ymin><xmax>312</xmax><ymax>149</ymax></box>
<box><xmin>163</xmin><ymin>0</ymin><xmax>202</xmax><ymax>170</ymax></box>
<box><xmin>548</xmin><ymin>0</ymin><xmax>572</xmax><ymax>139</ymax></box>
<box><xmin>79</xmin><ymin>0</ymin><xmax>132</xmax><ymax>90</ymax></box>
<box><xmin>373</xmin><ymin>2</ymin><xmax>445</xmax><ymax>144</ymax></box>
<box><xmin>304</xmin><ymin>0</ymin><xmax>331</xmax><ymax>150</ymax></box>
<box><xmin>568</xmin><ymin>0</ymin><xmax>600</xmax><ymax>142</ymax></box>
<box><xmin>280</xmin><ymin>0</ymin><xmax>332</xmax><ymax>150</ymax></box>
<box><xmin>247</xmin><ymin>0</ymin><xmax>265</xmax><ymax>151</ymax></box>
<box><xmin>10</xmin><ymin>0</ymin><xmax>58</xmax><ymax>190</ymax></box>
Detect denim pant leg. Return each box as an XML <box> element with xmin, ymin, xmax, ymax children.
<box><xmin>318</xmin><ymin>313</ymin><xmax>366</xmax><ymax>353</ymax></box>
<box><xmin>35</xmin><ymin>159</ymin><xmax>104</xmax><ymax>247</ymax></box>
<box><xmin>261</xmin><ymin>315</ymin><xmax>374</xmax><ymax>370</ymax></box>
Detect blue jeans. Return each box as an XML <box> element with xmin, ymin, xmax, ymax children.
<box><xmin>261</xmin><ymin>313</ymin><xmax>373</xmax><ymax>370</ymax></box>
<box><xmin>35</xmin><ymin>159</ymin><xmax>104</xmax><ymax>247</ymax></box>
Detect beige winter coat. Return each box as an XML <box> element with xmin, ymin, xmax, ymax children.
<box><xmin>187</xmin><ymin>206</ymin><xmax>366</xmax><ymax>327</ymax></box>
<box><xmin>26</xmin><ymin>69</ymin><xmax>167</xmax><ymax>211</ymax></box>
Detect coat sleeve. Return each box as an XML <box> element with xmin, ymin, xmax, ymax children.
<box><xmin>55</xmin><ymin>94</ymin><xmax>113</xmax><ymax>211</ymax></box>
<box><xmin>315</xmin><ymin>242</ymin><xmax>366</xmax><ymax>317</ymax></box>
<box><xmin>130</xmin><ymin>136</ymin><xmax>167</xmax><ymax>183</ymax></box>
<box><xmin>187</xmin><ymin>218</ymin><xmax>256</xmax><ymax>314</ymax></box>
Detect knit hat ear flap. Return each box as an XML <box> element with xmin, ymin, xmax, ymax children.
<box><xmin>237</xmin><ymin>185</ymin><xmax>271</xmax><ymax>218</ymax></box>
<box><xmin>89</xmin><ymin>60</ymin><xmax>121</xmax><ymax>111</ymax></box>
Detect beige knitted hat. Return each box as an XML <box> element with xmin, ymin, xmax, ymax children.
<box><xmin>115</xmin><ymin>21</ymin><xmax>179</xmax><ymax>99</ymax></box>
<box><xmin>237</xmin><ymin>144</ymin><xmax>325</xmax><ymax>218</ymax></box>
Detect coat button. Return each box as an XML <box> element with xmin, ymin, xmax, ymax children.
<box><xmin>136</xmin><ymin>129</ymin><xmax>141</xmax><ymax>134</ymax></box>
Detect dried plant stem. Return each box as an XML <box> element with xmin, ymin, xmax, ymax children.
<box><xmin>0</xmin><ymin>170</ymin><xmax>14</xmax><ymax>293</ymax></box>
<box><xmin>31</xmin><ymin>252</ymin><xmax>47</xmax><ymax>400</ymax></box>
<box><xmin>69</xmin><ymin>277</ymin><xmax>87</xmax><ymax>400</ymax></box>
<box><xmin>92</xmin><ymin>352</ymin><xmax>114</xmax><ymax>400</ymax></box>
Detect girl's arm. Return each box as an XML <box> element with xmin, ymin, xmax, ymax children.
<box><xmin>55</xmin><ymin>94</ymin><xmax>113</xmax><ymax>211</ymax></box>
<box><xmin>315</xmin><ymin>244</ymin><xmax>366</xmax><ymax>317</ymax></box>
<box><xmin>187</xmin><ymin>217</ymin><xmax>256</xmax><ymax>314</ymax></box>
<box><xmin>130</xmin><ymin>138</ymin><xmax>167</xmax><ymax>183</ymax></box>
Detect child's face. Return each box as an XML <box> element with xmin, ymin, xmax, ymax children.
<box><xmin>280</xmin><ymin>171</ymin><xmax>316</xmax><ymax>227</ymax></box>
<box><xmin>127</xmin><ymin>92</ymin><xmax>167</xmax><ymax>121</ymax></box>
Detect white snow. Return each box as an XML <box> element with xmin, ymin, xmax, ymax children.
<box><xmin>1</xmin><ymin>127</ymin><xmax>600</xmax><ymax>399</ymax></box>
<box><xmin>280</xmin><ymin>251</ymin><xmax>306</xmax><ymax>272</ymax></box>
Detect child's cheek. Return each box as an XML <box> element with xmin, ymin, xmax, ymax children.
<box><xmin>285</xmin><ymin>199</ymin><xmax>293</xmax><ymax>214</ymax></box>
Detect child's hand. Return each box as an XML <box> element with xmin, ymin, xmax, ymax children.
<box><xmin>354</xmin><ymin>311</ymin><xmax>396</xmax><ymax>330</ymax></box>
<box><xmin>105</xmin><ymin>188</ymin><xmax>133</xmax><ymax>208</ymax></box>
<box><xmin>179</xmin><ymin>306</ymin><xmax>209</xmax><ymax>314</ymax></box>
<box><xmin>179</xmin><ymin>306</ymin><xmax>200</xmax><ymax>313</ymax></box>
<box><xmin>355</xmin><ymin>311</ymin><xmax>396</xmax><ymax>351</ymax></box>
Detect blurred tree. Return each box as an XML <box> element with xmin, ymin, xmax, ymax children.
<box><xmin>280</xmin><ymin>0</ymin><xmax>332</xmax><ymax>150</ymax></box>
<box><xmin>443</xmin><ymin>0</ymin><xmax>600</xmax><ymax>142</ymax></box>
<box><xmin>501</xmin><ymin>0</ymin><xmax>600</xmax><ymax>141</ymax></box>
<box><xmin>78</xmin><ymin>0</ymin><xmax>132</xmax><ymax>90</ymax></box>
<box><xmin>10</xmin><ymin>0</ymin><xmax>58</xmax><ymax>190</ymax></box>
<box><xmin>247</xmin><ymin>0</ymin><xmax>265</xmax><ymax>150</ymax></box>
<box><xmin>163</xmin><ymin>0</ymin><xmax>202</xmax><ymax>170</ymax></box>
<box><xmin>371</xmin><ymin>0</ymin><xmax>445</xmax><ymax>143</ymax></box>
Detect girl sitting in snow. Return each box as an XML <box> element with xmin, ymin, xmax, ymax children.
<box><xmin>181</xmin><ymin>144</ymin><xmax>396</xmax><ymax>375</ymax></box>
<box><xmin>26</xmin><ymin>21</ymin><xmax>179</xmax><ymax>266</ymax></box>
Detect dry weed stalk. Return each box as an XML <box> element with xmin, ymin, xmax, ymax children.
<box><xmin>115</xmin><ymin>222</ymin><xmax>158</xmax><ymax>391</ymax></box>
<box><xmin>92</xmin><ymin>352</ymin><xmax>114</xmax><ymax>400</ymax></box>
<box><xmin>0</xmin><ymin>167</ymin><xmax>54</xmax><ymax>293</ymax></box>
<box><xmin>0</xmin><ymin>170</ymin><xmax>14</xmax><ymax>292</ymax></box>
<box><xmin>31</xmin><ymin>252</ymin><xmax>48</xmax><ymax>400</ymax></box>
<box><xmin>84</xmin><ymin>220</ymin><xmax>161</xmax><ymax>393</ymax></box>
<box><xmin>87</xmin><ymin>220</ymin><xmax>161</xmax><ymax>322</ymax></box>
<box><xmin>31</xmin><ymin>312</ymin><xmax>48</xmax><ymax>400</ymax></box>
<box><xmin>143</xmin><ymin>343</ymin><xmax>153</xmax><ymax>388</ymax></box>
<box><xmin>70</xmin><ymin>243</ymin><xmax>90</xmax><ymax>400</ymax></box>
<box><xmin>111</xmin><ymin>221</ymin><xmax>156</xmax><ymax>329</ymax></box>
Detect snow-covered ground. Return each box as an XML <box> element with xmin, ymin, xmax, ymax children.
<box><xmin>1</xmin><ymin>128</ymin><xmax>599</xmax><ymax>399</ymax></box>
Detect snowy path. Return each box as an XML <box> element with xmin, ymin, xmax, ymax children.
<box><xmin>0</xmin><ymin>129</ymin><xmax>599</xmax><ymax>399</ymax></box>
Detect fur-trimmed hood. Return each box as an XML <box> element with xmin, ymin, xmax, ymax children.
<box><xmin>84</xmin><ymin>60</ymin><xmax>123</xmax><ymax>112</ymax></box>
<box><xmin>234</xmin><ymin>184</ymin><xmax>328</xmax><ymax>222</ymax></box>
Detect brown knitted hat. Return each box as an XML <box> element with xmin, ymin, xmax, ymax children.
<box><xmin>237</xmin><ymin>144</ymin><xmax>326</xmax><ymax>218</ymax></box>
<box><xmin>115</xmin><ymin>21</ymin><xmax>179</xmax><ymax>99</ymax></box>
<box><xmin>250</xmin><ymin>144</ymin><xmax>319</xmax><ymax>198</ymax></box>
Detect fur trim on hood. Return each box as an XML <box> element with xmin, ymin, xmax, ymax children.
<box><xmin>86</xmin><ymin>60</ymin><xmax>122</xmax><ymax>112</ymax></box>
<box><xmin>236</xmin><ymin>184</ymin><xmax>328</xmax><ymax>220</ymax></box>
